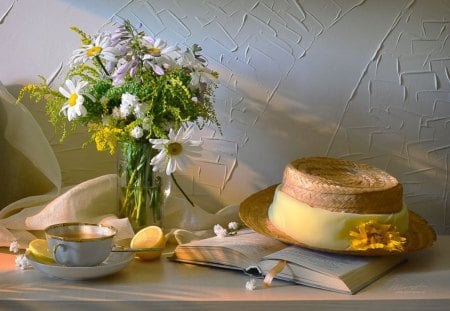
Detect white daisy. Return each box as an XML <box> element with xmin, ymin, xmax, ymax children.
<box><xmin>149</xmin><ymin>126</ymin><xmax>202</xmax><ymax>175</ymax></box>
<box><xmin>189</xmin><ymin>69</ymin><xmax>217</xmax><ymax>89</ymax></box>
<box><xmin>142</xmin><ymin>36</ymin><xmax>180</xmax><ymax>74</ymax></box>
<box><xmin>178</xmin><ymin>49</ymin><xmax>200</xmax><ymax>68</ymax></box>
<box><xmin>70</xmin><ymin>32</ymin><xmax>119</xmax><ymax>66</ymax></box>
<box><xmin>178</xmin><ymin>49</ymin><xmax>217</xmax><ymax>89</ymax></box>
<box><xmin>59</xmin><ymin>79</ymin><xmax>89</xmax><ymax>121</ymax></box>
<box><xmin>142</xmin><ymin>36</ymin><xmax>179</xmax><ymax>60</ymax></box>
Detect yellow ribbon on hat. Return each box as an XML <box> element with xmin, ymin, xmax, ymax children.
<box><xmin>268</xmin><ymin>185</ymin><xmax>409</xmax><ymax>251</ymax></box>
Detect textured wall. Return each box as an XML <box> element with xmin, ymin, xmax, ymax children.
<box><xmin>1</xmin><ymin>0</ymin><xmax>449</xmax><ymax>233</ymax></box>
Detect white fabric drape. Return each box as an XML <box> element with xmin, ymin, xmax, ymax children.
<box><xmin>0</xmin><ymin>82</ymin><xmax>136</xmax><ymax>248</ymax></box>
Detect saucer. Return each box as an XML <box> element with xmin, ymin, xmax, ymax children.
<box><xmin>26</xmin><ymin>251</ymin><xmax>134</xmax><ymax>280</ymax></box>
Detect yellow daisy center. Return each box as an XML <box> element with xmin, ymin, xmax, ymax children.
<box><xmin>167</xmin><ymin>142</ymin><xmax>183</xmax><ymax>156</ymax></box>
<box><xmin>147</xmin><ymin>47</ymin><xmax>161</xmax><ymax>56</ymax></box>
<box><xmin>87</xmin><ymin>46</ymin><xmax>103</xmax><ymax>57</ymax></box>
<box><xmin>68</xmin><ymin>93</ymin><xmax>78</xmax><ymax>106</ymax></box>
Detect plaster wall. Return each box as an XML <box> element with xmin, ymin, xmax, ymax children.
<box><xmin>0</xmin><ymin>0</ymin><xmax>449</xmax><ymax>233</ymax></box>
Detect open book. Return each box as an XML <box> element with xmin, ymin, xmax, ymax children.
<box><xmin>170</xmin><ymin>229</ymin><xmax>406</xmax><ymax>294</ymax></box>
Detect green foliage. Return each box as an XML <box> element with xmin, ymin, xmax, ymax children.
<box><xmin>70</xmin><ymin>26</ymin><xmax>92</xmax><ymax>45</ymax></box>
<box><xmin>17</xmin><ymin>77</ymin><xmax>76</xmax><ymax>140</ymax></box>
<box><xmin>17</xmin><ymin>20</ymin><xmax>220</xmax><ymax>154</ymax></box>
<box><xmin>67</xmin><ymin>64</ymin><xmax>100</xmax><ymax>83</ymax></box>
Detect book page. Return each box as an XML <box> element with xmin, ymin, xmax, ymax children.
<box><xmin>174</xmin><ymin>229</ymin><xmax>287</xmax><ymax>266</ymax></box>
<box><xmin>260</xmin><ymin>246</ymin><xmax>406</xmax><ymax>294</ymax></box>
<box><xmin>258</xmin><ymin>258</ymin><xmax>349</xmax><ymax>293</ymax></box>
<box><xmin>184</xmin><ymin>229</ymin><xmax>287</xmax><ymax>262</ymax></box>
<box><xmin>263</xmin><ymin>245</ymin><xmax>372</xmax><ymax>277</ymax></box>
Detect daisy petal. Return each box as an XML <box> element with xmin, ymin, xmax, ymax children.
<box><xmin>166</xmin><ymin>158</ymin><xmax>176</xmax><ymax>175</ymax></box>
<box><xmin>59</xmin><ymin>86</ymin><xmax>71</xmax><ymax>98</ymax></box>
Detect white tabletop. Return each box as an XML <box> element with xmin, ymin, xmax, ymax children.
<box><xmin>1</xmin><ymin>235</ymin><xmax>450</xmax><ymax>311</ymax></box>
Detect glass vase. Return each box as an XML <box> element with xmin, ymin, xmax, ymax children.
<box><xmin>117</xmin><ymin>141</ymin><xmax>170</xmax><ymax>232</ymax></box>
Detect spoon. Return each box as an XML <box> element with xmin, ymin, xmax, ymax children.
<box><xmin>111</xmin><ymin>247</ymin><xmax>162</xmax><ymax>252</ymax></box>
<box><xmin>112</xmin><ymin>238</ymin><xmax>162</xmax><ymax>252</ymax></box>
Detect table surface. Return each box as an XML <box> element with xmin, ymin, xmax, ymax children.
<box><xmin>1</xmin><ymin>235</ymin><xmax>450</xmax><ymax>311</ymax></box>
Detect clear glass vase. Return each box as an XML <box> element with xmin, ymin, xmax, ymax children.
<box><xmin>117</xmin><ymin>141</ymin><xmax>170</xmax><ymax>232</ymax></box>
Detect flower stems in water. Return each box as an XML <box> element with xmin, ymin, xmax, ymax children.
<box><xmin>119</xmin><ymin>142</ymin><xmax>160</xmax><ymax>230</ymax></box>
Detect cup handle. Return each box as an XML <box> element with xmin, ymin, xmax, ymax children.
<box><xmin>52</xmin><ymin>243</ymin><xmax>63</xmax><ymax>259</ymax></box>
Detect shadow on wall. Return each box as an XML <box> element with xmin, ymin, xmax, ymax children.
<box><xmin>27</xmin><ymin>0</ymin><xmax>449</xmax><ymax>234</ymax></box>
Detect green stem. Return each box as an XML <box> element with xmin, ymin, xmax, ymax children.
<box><xmin>95</xmin><ymin>55</ymin><xmax>109</xmax><ymax>76</ymax></box>
<box><xmin>123</xmin><ymin>169</ymin><xmax>137</xmax><ymax>207</ymax></box>
<box><xmin>170</xmin><ymin>173</ymin><xmax>194</xmax><ymax>207</ymax></box>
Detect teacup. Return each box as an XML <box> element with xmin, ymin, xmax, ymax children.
<box><xmin>45</xmin><ymin>223</ymin><xmax>117</xmax><ymax>267</ymax></box>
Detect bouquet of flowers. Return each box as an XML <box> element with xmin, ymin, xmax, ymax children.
<box><xmin>18</xmin><ymin>20</ymin><xmax>220</xmax><ymax>230</ymax></box>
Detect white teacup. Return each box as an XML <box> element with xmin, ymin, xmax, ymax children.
<box><xmin>45</xmin><ymin>223</ymin><xmax>117</xmax><ymax>267</ymax></box>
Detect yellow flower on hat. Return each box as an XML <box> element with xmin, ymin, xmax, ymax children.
<box><xmin>349</xmin><ymin>220</ymin><xmax>406</xmax><ymax>252</ymax></box>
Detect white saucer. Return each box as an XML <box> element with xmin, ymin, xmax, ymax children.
<box><xmin>26</xmin><ymin>251</ymin><xmax>134</xmax><ymax>280</ymax></box>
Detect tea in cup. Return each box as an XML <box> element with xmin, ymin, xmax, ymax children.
<box><xmin>45</xmin><ymin>223</ymin><xmax>117</xmax><ymax>267</ymax></box>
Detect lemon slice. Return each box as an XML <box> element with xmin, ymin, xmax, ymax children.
<box><xmin>28</xmin><ymin>239</ymin><xmax>55</xmax><ymax>264</ymax></box>
<box><xmin>130</xmin><ymin>226</ymin><xmax>166</xmax><ymax>261</ymax></box>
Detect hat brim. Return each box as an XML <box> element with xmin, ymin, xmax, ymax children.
<box><xmin>239</xmin><ymin>184</ymin><xmax>437</xmax><ymax>256</ymax></box>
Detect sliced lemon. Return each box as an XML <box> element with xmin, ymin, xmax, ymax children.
<box><xmin>28</xmin><ymin>239</ymin><xmax>55</xmax><ymax>264</ymax></box>
<box><xmin>130</xmin><ymin>226</ymin><xmax>166</xmax><ymax>261</ymax></box>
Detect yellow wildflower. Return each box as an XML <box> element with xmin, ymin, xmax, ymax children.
<box><xmin>91</xmin><ymin>126</ymin><xmax>124</xmax><ymax>154</ymax></box>
<box><xmin>349</xmin><ymin>220</ymin><xmax>406</xmax><ymax>252</ymax></box>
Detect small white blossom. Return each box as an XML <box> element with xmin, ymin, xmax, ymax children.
<box><xmin>121</xmin><ymin>92</ymin><xmax>138</xmax><ymax>106</ymax></box>
<box><xmin>228</xmin><ymin>222</ymin><xmax>239</xmax><ymax>231</ymax></box>
<box><xmin>9</xmin><ymin>240</ymin><xmax>19</xmax><ymax>254</ymax></box>
<box><xmin>120</xmin><ymin>92</ymin><xmax>144</xmax><ymax>118</ymax></box>
<box><xmin>120</xmin><ymin>92</ymin><xmax>138</xmax><ymax>117</ymax></box>
<box><xmin>119</xmin><ymin>104</ymin><xmax>132</xmax><ymax>118</ymax></box>
<box><xmin>15</xmin><ymin>253</ymin><xmax>31</xmax><ymax>270</ymax></box>
<box><xmin>213</xmin><ymin>224</ymin><xmax>228</xmax><ymax>238</ymax></box>
<box><xmin>130</xmin><ymin>126</ymin><xmax>144</xmax><ymax>139</ymax></box>
<box><xmin>245</xmin><ymin>278</ymin><xmax>257</xmax><ymax>291</ymax></box>
<box><xmin>227</xmin><ymin>222</ymin><xmax>239</xmax><ymax>236</ymax></box>
<box><xmin>133</xmin><ymin>102</ymin><xmax>145</xmax><ymax>118</ymax></box>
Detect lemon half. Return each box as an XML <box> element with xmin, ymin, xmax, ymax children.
<box><xmin>130</xmin><ymin>226</ymin><xmax>166</xmax><ymax>261</ymax></box>
<box><xmin>28</xmin><ymin>239</ymin><xmax>55</xmax><ymax>264</ymax></box>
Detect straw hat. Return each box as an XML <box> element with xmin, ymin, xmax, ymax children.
<box><xmin>240</xmin><ymin>157</ymin><xmax>436</xmax><ymax>256</ymax></box>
